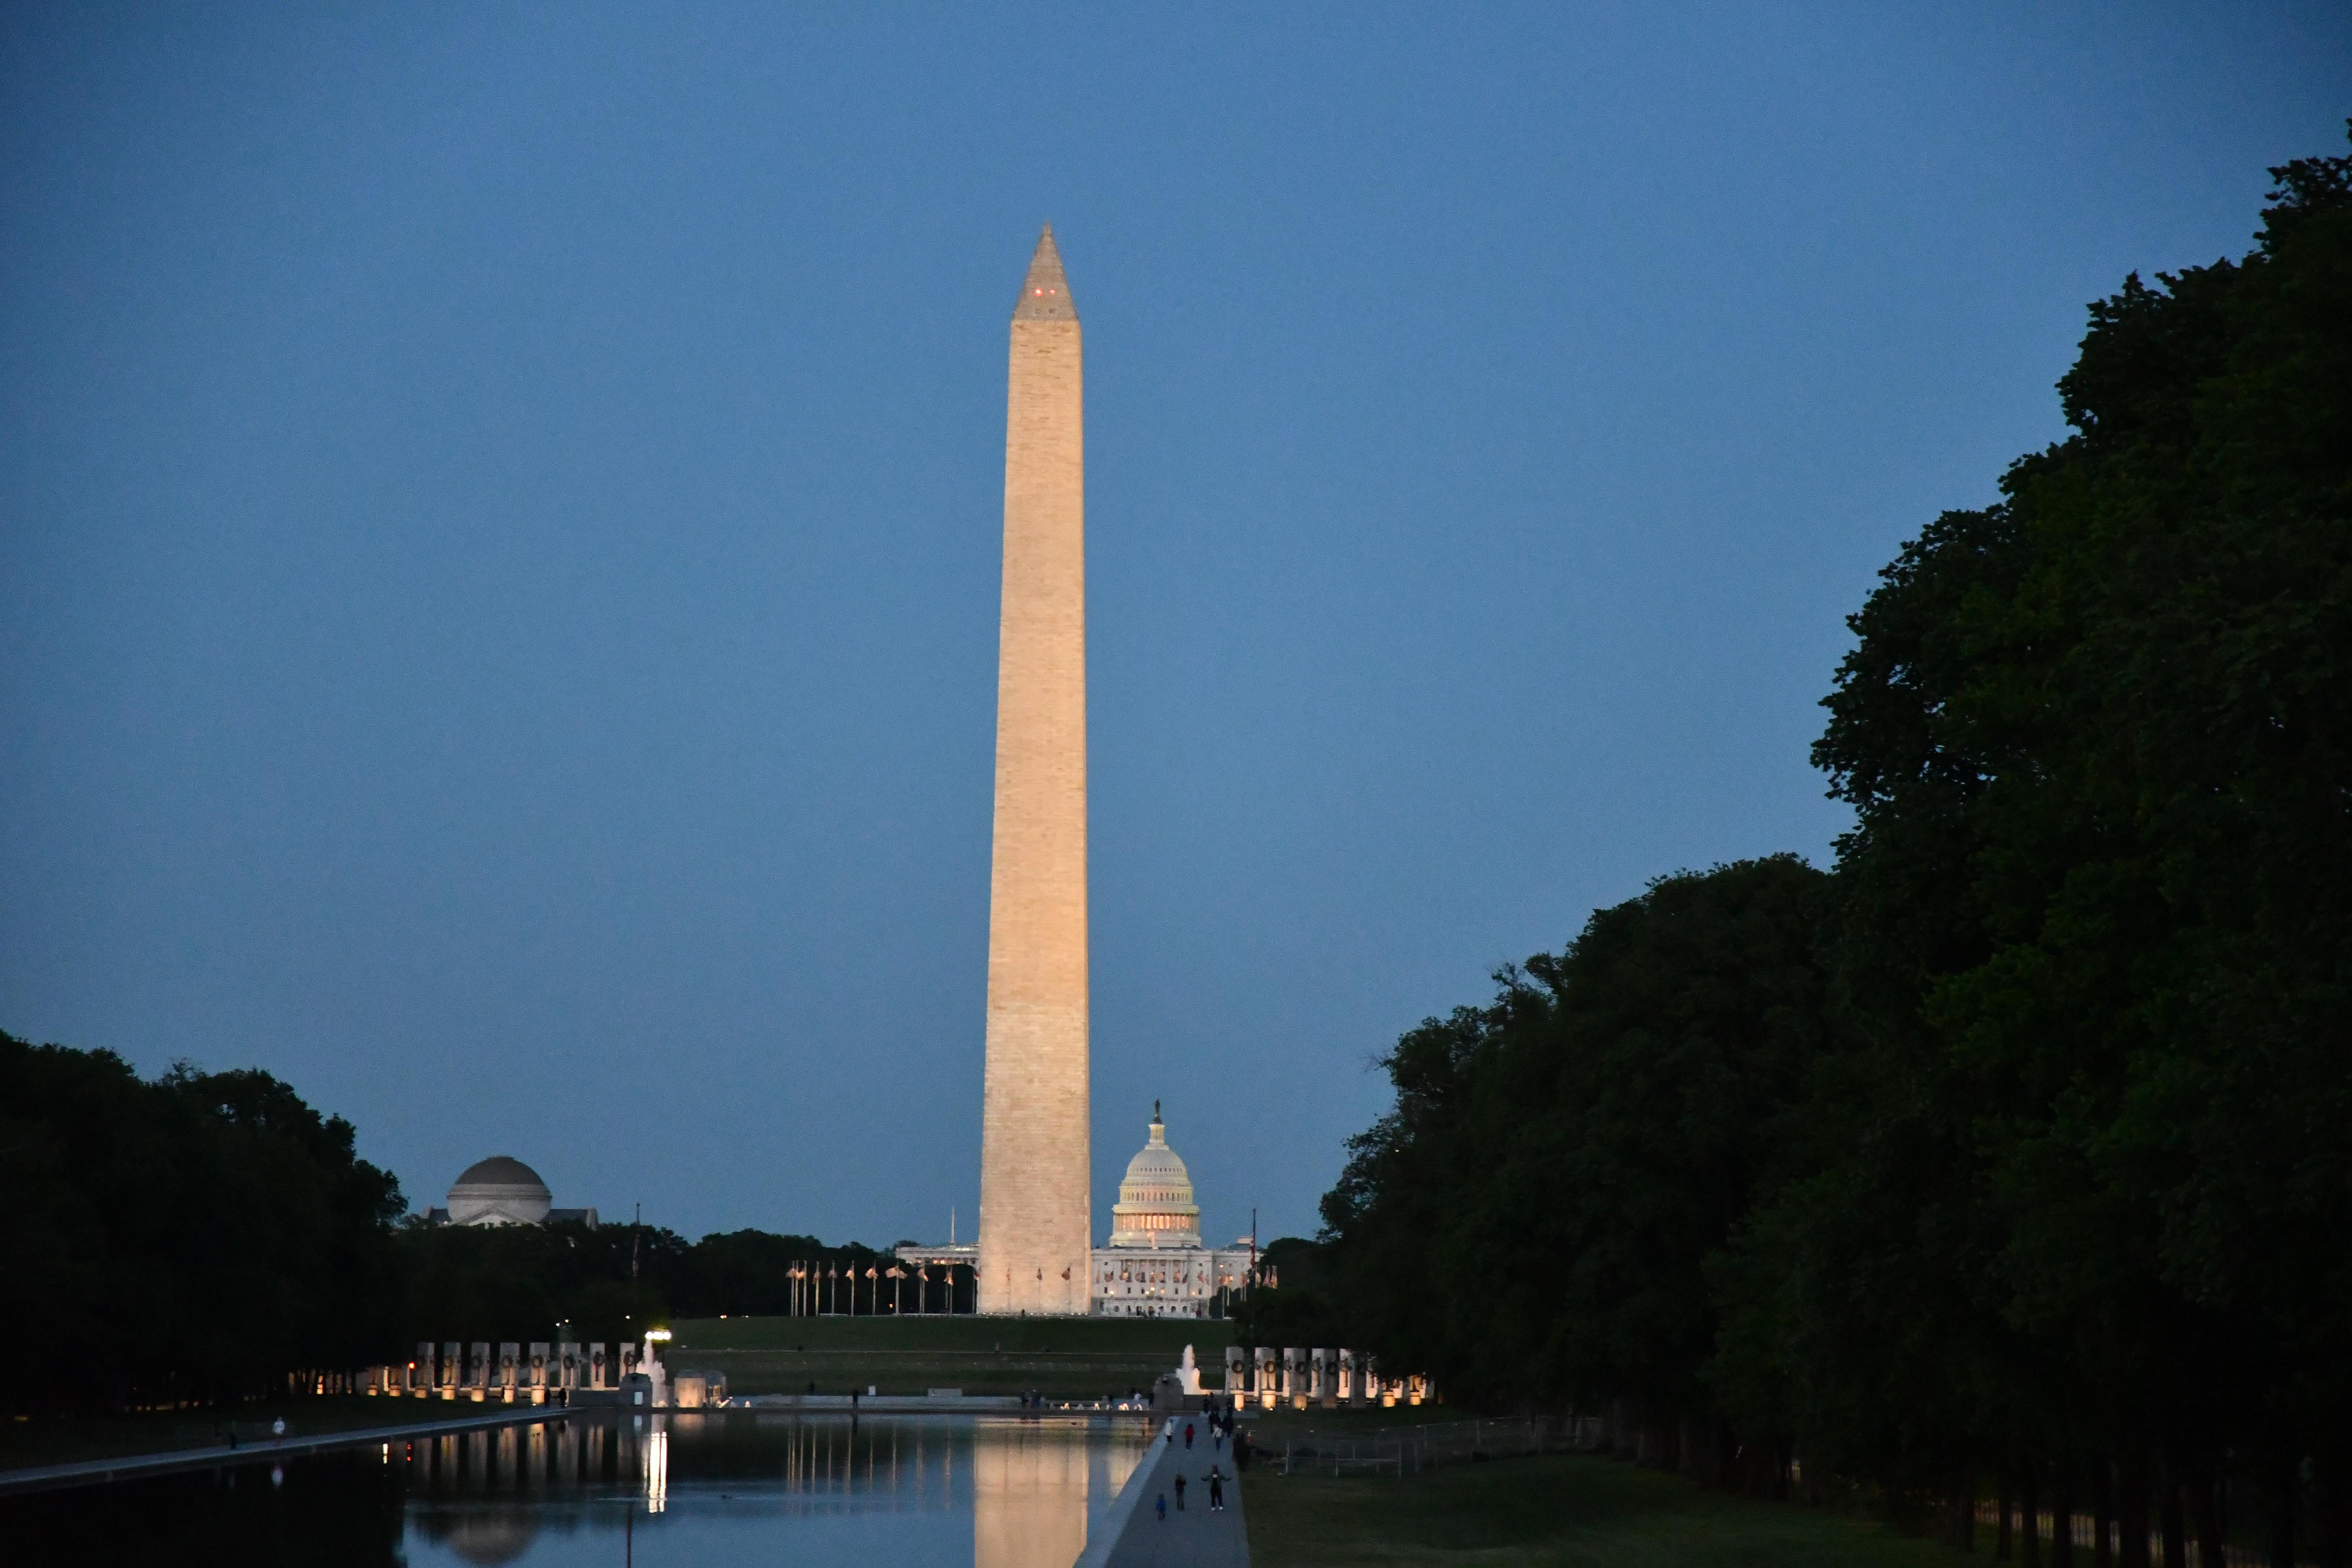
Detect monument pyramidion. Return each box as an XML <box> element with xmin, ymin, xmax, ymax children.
<box><xmin>976</xmin><ymin>226</ymin><xmax>1092</xmax><ymax>1314</ymax></box>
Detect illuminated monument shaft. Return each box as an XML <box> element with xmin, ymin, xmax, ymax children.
<box><xmin>977</xmin><ymin>227</ymin><xmax>1090</xmax><ymax>1315</ymax></box>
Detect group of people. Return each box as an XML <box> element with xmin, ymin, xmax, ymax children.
<box><xmin>1154</xmin><ymin>1400</ymin><xmax>1248</xmax><ymax>1522</ymax></box>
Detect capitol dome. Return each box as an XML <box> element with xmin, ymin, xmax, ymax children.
<box><xmin>446</xmin><ymin>1155</ymin><xmax>553</xmax><ymax>1227</ymax></box>
<box><xmin>1108</xmin><ymin>1105</ymin><xmax>1203</xmax><ymax>1249</ymax></box>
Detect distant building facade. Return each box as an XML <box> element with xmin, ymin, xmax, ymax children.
<box><xmin>895</xmin><ymin>1110</ymin><xmax>1256</xmax><ymax>1318</ymax></box>
<box><xmin>422</xmin><ymin>1155</ymin><xmax>598</xmax><ymax>1228</ymax></box>
<box><xmin>1089</xmin><ymin>1109</ymin><xmax>1252</xmax><ymax>1319</ymax></box>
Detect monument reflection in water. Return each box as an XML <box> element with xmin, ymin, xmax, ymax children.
<box><xmin>3</xmin><ymin>1413</ymin><xmax>1152</xmax><ymax>1568</ymax></box>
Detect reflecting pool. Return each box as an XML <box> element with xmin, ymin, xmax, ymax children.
<box><xmin>1</xmin><ymin>1411</ymin><xmax>1156</xmax><ymax>1567</ymax></box>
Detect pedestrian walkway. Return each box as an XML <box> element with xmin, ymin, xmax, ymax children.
<box><xmin>0</xmin><ymin>1406</ymin><xmax>576</xmax><ymax>1497</ymax></box>
<box><xmin>1081</xmin><ymin>1419</ymin><xmax>1251</xmax><ymax>1568</ymax></box>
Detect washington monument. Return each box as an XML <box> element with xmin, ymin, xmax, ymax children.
<box><xmin>976</xmin><ymin>226</ymin><xmax>1091</xmax><ymax>1315</ymax></box>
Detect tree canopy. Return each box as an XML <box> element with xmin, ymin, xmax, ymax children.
<box><xmin>3</xmin><ymin>1027</ymin><xmax>947</xmax><ymax>1416</ymax></box>
<box><xmin>1315</xmin><ymin>128</ymin><xmax>2352</xmax><ymax>1560</ymax></box>
<box><xmin>1</xmin><ymin>1031</ymin><xmax>406</xmax><ymax>1413</ymax></box>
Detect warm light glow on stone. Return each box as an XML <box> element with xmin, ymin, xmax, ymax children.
<box><xmin>978</xmin><ymin>224</ymin><xmax>1090</xmax><ymax>1315</ymax></box>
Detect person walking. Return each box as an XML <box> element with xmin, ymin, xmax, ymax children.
<box><xmin>1154</xmin><ymin>1493</ymin><xmax>1167</xmax><ymax>1524</ymax></box>
<box><xmin>1174</xmin><ymin>1472</ymin><xmax>1188</xmax><ymax>1511</ymax></box>
<box><xmin>1184</xmin><ymin>1421</ymin><xmax>1195</xmax><ymax>1450</ymax></box>
<box><xmin>1205</xmin><ymin>1465</ymin><xmax>1226</xmax><ymax>1512</ymax></box>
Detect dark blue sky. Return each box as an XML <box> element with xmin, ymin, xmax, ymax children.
<box><xmin>4</xmin><ymin>4</ymin><xmax>2345</xmax><ymax>1247</ymax></box>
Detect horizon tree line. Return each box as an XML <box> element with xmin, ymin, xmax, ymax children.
<box><xmin>1307</xmin><ymin>130</ymin><xmax>2352</xmax><ymax>1565</ymax></box>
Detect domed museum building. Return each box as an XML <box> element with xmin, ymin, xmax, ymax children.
<box><xmin>423</xmin><ymin>1155</ymin><xmax>599</xmax><ymax>1228</ymax></box>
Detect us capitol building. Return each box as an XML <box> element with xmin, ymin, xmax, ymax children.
<box><xmin>901</xmin><ymin>1106</ymin><xmax>1255</xmax><ymax>1319</ymax></box>
<box><xmin>1092</xmin><ymin>1105</ymin><xmax>1255</xmax><ymax>1318</ymax></box>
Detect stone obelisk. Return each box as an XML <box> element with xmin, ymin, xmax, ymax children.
<box><xmin>977</xmin><ymin>226</ymin><xmax>1091</xmax><ymax>1315</ymax></box>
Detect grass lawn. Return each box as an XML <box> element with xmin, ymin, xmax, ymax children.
<box><xmin>666</xmin><ymin>1313</ymin><xmax>1230</xmax><ymax>1399</ymax></box>
<box><xmin>0</xmin><ymin>1396</ymin><xmax>526</xmax><ymax>1471</ymax></box>
<box><xmin>1246</xmin><ymin>1407</ymin><xmax>1461</xmax><ymax>1436</ymax></box>
<box><xmin>672</xmin><ymin>1315</ymin><xmax>1233</xmax><ymax>1355</ymax></box>
<box><xmin>1244</xmin><ymin>1450</ymin><xmax>1961</xmax><ymax>1568</ymax></box>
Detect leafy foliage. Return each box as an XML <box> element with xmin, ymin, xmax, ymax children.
<box><xmin>0</xmin><ymin>1032</ymin><xmax>405</xmax><ymax>1414</ymax></box>
<box><xmin>1233</xmin><ymin>1236</ymin><xmax>1346</xmax><ymax>1349</ymax></box>
<box><xmin>3</xmin><ymin>1029</ymin><xmax>946</xmax><ymax>1414</ymax></box>
<box><xmin>388</xmin><ymin>1218</ymin><xmax>910</xmax><ymax>1344</ymax></box>
<box><xmin>1315</xmin><ymin>127</ymin><xmax>2352</xmax><ymax>1549</ymax></box>
<box><xmin>1320</xmin><ymin>854</ymin><xmax>1829</xmax><ymax>1442</ymax></box>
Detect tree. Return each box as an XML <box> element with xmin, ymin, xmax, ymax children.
<box><xmin>1318</xmin><ymin>131</ymin><xmax>2352</xmax><ymax>1557</ymax></box>
<box><xmin>1321</xmin><ymin>855</ymin><xmax>1831</xmax><ymax>1471</ymax></box>
<box><xmin>1716</xmin><ymin>126</ymin><xmax>2352</xmax><ymax>1552</ymax></box>
<box><xmin>0</xmin><ymin>1032</ymin><xmax>405</xmax><ymax>1414</ymax></box>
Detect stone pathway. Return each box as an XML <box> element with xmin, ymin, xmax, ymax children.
<box><xmin>0</xmin><ymin>1406</ymin><xmax>577</xmax><ymax>1497</ymax></box>
<box><xmin>1085</xmin><ymin>1419</ymin><xmax>1252</xmax><ymax>1568</ymax></box>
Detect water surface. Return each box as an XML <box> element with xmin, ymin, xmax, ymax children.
<box><xmin>3</xmin><ymin>1411</ymin><xmax>1153</xmax><ymax>1567</ymax></box>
